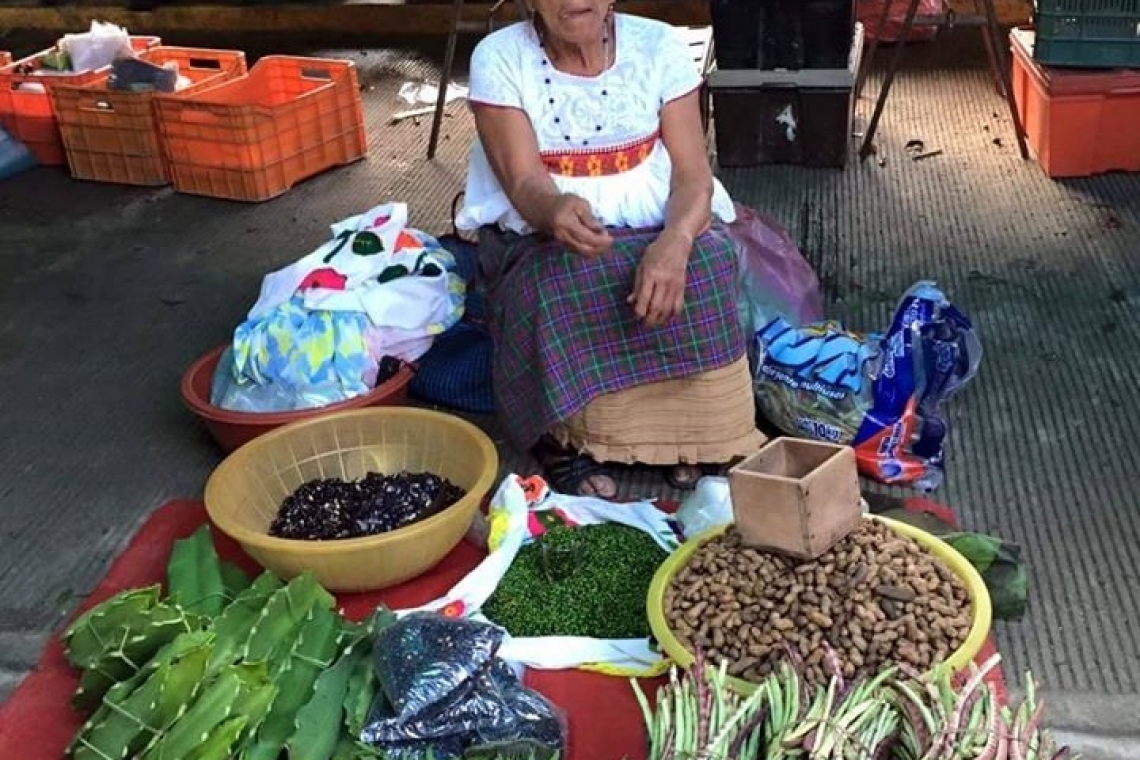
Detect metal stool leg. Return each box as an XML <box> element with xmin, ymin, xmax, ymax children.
<box><xmin>428</xmin><ymin>0</ymin><xmax>465</xmax><ymax>160</ymax></box>
<box><xmin>859</xmin><ymin>0</ymin><xmax>921</xmax><ymax>159</ymax></box>
<box><xmin>972</xmin><ymin>0</ymin><xmax>1005</xmax><ymax>96</ymax></box>
<box><xmin>980</xmin><ymin>0</ymin><xmax>1029</xmax><ymax>159</ymax></box>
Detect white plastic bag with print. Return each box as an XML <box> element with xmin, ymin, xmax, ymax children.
<box><xmin>400</xmin><ymin>474</ymin><xmax>679</xmax><ymax>676</ymax></box>
<box><xmin>61</xmin><ymin>21</ymin><xmax>134</xmax><ymax>73</ymax></box>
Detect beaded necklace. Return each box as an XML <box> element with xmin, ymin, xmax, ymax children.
<box><xmin>537</xmin><ymin>12</ymin><xmax>615</xmax><ymax>148</ymax></box>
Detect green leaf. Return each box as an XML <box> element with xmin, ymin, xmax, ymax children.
<box><xmin>167</xmin><ymin>526</ymin><xmax>227</xmax><ymax>617</ymax></box>
<box><xmin>288</xmin><ymin>645</ymin><xmax>362</xmax><ymax>760</ymax></box>
<box><xmin>220</xmin><ymin>561</ymin><xmax>253</xmax><ymax>600</ymax></box>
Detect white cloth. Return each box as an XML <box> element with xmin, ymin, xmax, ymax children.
<box><xmin>456</xmin><ymin>14</ymin><xmax>736</xmax><ymax>234</ymax></box>
<box><xmin>249</xmin><ymin>203</ymin><xmax>416</xmax><ymax>319</ymax></box>
<box><xmin>245</xmin><ymin>202</ymin><xmax>464</xmax><ymax>363</ymax></box>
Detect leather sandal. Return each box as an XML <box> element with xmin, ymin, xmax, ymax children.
<box><xmin>531</xmin><ymin>436</ymin><xmax>617</xmax><ymax>499</ymax></box>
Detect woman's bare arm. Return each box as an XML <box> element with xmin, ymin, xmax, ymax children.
<box><xmin>472</xmin><ymin>103</ymin><xmax>612</xmax><ymax>255</ymax></box>
<box><xmin>658</xmin><ymin>88</ymin><xmax>714</xmax><ymax>247</ymax></box>
<box><xmin>471</xmin><ymin>103</ymin><xmax>561</xmax><ymax>229</ymax></box>
<box><xmin>628</xmin><ymin>87</ymin><xmax>713</xmax><ymax>326</ymax></box>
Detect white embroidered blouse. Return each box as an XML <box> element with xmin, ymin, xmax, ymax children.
<box><xmin>455</xmin><ymin>13</ymin><xmax>737</xmax><ymax>234</ymax></box>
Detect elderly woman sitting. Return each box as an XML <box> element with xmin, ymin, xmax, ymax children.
<box><xmin>456</xmin><ymin>0</ymin><xmax>765</xmax><ymax>498</ymax></box>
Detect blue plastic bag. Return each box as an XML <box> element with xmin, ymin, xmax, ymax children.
<box><xmin>0</xmin><ymin>126</ymin><xmax>36</xmax><ymax>182</ymax></box>
<box><xmin>754</xmin><ymin>281</ymin><xmax>982</xmax><ymax>490</ymax></box>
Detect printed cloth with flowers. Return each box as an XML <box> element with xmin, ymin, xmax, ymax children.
<box><xmin>212</xmin><ymin>202</ymin><xmax>466</xmax><ymax>413</ymax></box>
<box><xmin>399</xmin><ymin>474</ymin><xmax>679</xmax><ymax>676</ymax></box>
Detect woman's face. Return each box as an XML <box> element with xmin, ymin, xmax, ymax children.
<box><xmin>529</xmin><ymin>0</ymin><xmax>611</xmax><ymax>46</ymax></box>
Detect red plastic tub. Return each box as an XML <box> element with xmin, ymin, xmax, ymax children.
<box><xmin>181</xmin><ymin>345</ymin><xmax>414</xmax><ymax>453</ymax></box>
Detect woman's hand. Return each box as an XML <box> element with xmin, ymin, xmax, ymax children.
<box><xmin>628</xmin><ymin>228</ymin><xmax>693</xmax><ymax>327</ymax></box>
<box><xmin>547</xmin><ymin>194</ymin><xmax>613</xmax><ymax>258</ymax></box>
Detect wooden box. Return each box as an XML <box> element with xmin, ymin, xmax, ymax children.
<box><xmin>728</xmin><ymin>437</ymin><xmax>862</xmax><ymax>560</ymax></box>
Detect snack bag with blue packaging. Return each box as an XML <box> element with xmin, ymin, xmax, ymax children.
<box><xmin>753</xmin><ymin>281</ymin><xmax>982</xmax><ymax>490</ymax></box>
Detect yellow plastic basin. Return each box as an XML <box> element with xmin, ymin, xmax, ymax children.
<box><xmin>204</xmin><ymin>407</ymin><xmax>500</xmax><ymax>593</ymax></box>
<box><xmin>646</xmin><ymin>515</ymin><xmax>993</xmax><ymax>692</ymax></box>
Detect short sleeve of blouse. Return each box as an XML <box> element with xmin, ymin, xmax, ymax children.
<box><xmin>656</xmin><ymin>24</ymin><xmax>703</xmax><ymax>105</ymax></box>
<box><xmin>468</xmin><ymin>32</ymin><xmax>524</xmax><ymax>109</ymax></box>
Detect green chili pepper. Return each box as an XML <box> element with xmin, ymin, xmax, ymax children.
<box><xmin>482</xmin><ymin>524</ymin><xmax>667</xmax><ymax>639</ymax></box>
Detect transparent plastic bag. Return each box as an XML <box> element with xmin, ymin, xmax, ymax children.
<box><xmin>726</xmin><ymin>203</ymin><xmax>825</xmax><ymax>344</ymax></box>
<box><xmin>363</xmin><ymin>660</ymin><xmax>564</xmax><ymax>753</ymax></box>
<box><xmin>674</xmin><ymin>476</ymin><xmax>734</xmax><ymax>539</ymax></box>
<box><xmin>211</xmin><ymin>299</ymin><xmax>379</xmax><ymax>413</ymax></box>
<box><xmin>60</xmin><ymin>21</ymin><xmax>133</xmax><ymax>72</ymax></box>
<box><xmin>373</xmin><ymin>613</ymin><xmax>504</xmax><ymax>720</ymax></box>
<box><xmin>209</xmin><ymin>344</ymin><xmax>373</xmax><ymax>413</ymax></box>
<box><xmin>754</xmin><ymin>281</ymin><xmax>981</xmax><ymax>490</ymax></box>
<box><xmin>363</xmin><ymin>615</ymin><xmax>565</xmax><ymax>760</ymax></box>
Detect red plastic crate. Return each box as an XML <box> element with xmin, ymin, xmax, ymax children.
<box><xmin>1011</xmin><ymin>27</ymin><xmax>1140</xmax><ymax>179</ymax></box>
<box><xmin>154</xmin><ymin>56</ymin><xmax>367</xmax><ymax>202</ymax></box>
<box><xmin>51</xmin><ymin>47</ymin><xmax>247</xmax><ymax>186</ymax></box>
<box><xmin>0</xmin><ymin>36</ymin><xmax>161</xmax><ymax>166</ymax></box>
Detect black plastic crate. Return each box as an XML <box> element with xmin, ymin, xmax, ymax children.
<box><xmin>1034</xmin><ymin>0</ymin><xmax>1140</xmax><ymax>68</ymax></box>
<box><xmin>709</xmin><ymin>0</ymin><xmax>856</xmax><ymax>70</ymax></box>
<box><xmin>708</xmin><ymin>25</ymin><xmax>862</xmax><ymax>168</ymax></box>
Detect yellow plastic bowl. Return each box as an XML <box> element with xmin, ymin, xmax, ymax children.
<box><xmin>204</xmin><ymin>407</ymin><xmax>500</xmax><ymax>592</ymax></box>
<box><xmin>647</xmin><ymin>515</ymin><xmax>993</xmax><ymax>692</ymax></box>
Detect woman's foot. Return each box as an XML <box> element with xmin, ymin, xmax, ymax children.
<box><xmin>532</xmin><ymin>436</ymin><xmax>618</xmax><ymax>499</ymax></box>
<box><xmin>666</xmin><ymin>464</ymin><xmax>704</xmax><ymax>491</ymax></box>
<box><xmin>665</xmin><ymin>462</ymin><xmax>735</xmax><ymax>491</ymax></box>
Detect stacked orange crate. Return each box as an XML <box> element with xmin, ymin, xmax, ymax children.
<box><xmin>1010</xmin><ymin>28</ymin><xmax>1140</xmax><ymax>178</ymax></box>
<box><xmin>50</xmin><ymin>47</ymin><xmax>247</xmax><ymax>186</ymax></box>
<box><xmin>0</xmin><ymin>36</ymin><xmax>161</xmax><ymax>166</ymax></box>
<box><xmin>154</xmin><ymin>56</ymin><xmax>367</xmax><ymax>202</ymax></box>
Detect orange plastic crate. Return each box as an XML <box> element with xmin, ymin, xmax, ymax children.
<box><xmin>51</xmin><ymin>47</ymin><xmax>247</xmax><ymax>186</ymax></box>
<box><xmin>0</xmin><ymin>36</ymin><xmax>161</xmax><ymax>166</ymax></box>
<box><xmin>154</xmin><ymin>56</ymin><xmax>367</xmax><ymax>202</ymax></box>
<box><xmin>1011</xmin><ymin>27</ymin><xmax>1140</xmax><ymax>179</ymax></box>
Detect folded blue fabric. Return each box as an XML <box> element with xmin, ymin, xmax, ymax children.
<box><xmin>409</xmin><ymin>234</ymin><xmax>495</xmax><ymax>413</ymax></box>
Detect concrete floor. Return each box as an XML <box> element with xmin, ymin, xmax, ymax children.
<box><xmin>1</xmin><ymin>26</ymin><xmax>1139</xmax><ymax>758</ymax></box>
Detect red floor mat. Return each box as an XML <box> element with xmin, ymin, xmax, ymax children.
<box><xmin>0</xmin><ymin>499</ymin><xmax>1004</xmax><ymax>760</ymax></box>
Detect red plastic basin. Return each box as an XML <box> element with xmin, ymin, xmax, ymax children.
<box><xmin>181</xmin><ymin>345</ymin><xmax>414</xmax><ymax>453</ymax></box>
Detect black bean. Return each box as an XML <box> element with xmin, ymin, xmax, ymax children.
<box><xmin>268</xmin><ymin>471</ymin><xmax>467</xmax><ymax>541</ymax></box>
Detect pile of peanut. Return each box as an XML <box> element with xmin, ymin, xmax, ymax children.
<box><xmin>663</xmin><ymin>520</ymin><xmax>972</xmax><ymax>686</ymax></box>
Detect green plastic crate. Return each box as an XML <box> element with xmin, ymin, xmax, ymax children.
<box><xmin>1034</xmin><ymin>0</ymin><xmax>1140</xmax><ymax>68</ymax></box>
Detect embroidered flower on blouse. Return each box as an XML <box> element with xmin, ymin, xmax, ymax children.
<box><xmin>586</xmin><ymin>155</ymin><xmax>603</xmax><ymax>176</ymax></box>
